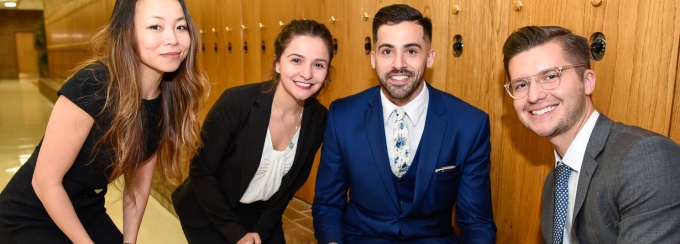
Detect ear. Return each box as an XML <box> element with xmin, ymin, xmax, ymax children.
<box><xmin>275</xmin><ymin>60</ymin><xmax>280</xmax><ymax>74</ymax></box>
<box><xmin>583</xmin><ymin>69</ymin><xmax>596</xmax><ymax>95</ymax></box>
<box><xmin>370</xmin><ymin>51</ymin><xmax>376</xmax><ymax>69</ymax></box>
<box><xmin>426</xmin><ymin>49</ymin><xmax>436</xmax><ymax>68</ymax></box>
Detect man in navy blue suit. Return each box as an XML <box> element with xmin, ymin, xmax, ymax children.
<box><xmin>312</xmin><ymin>4</ymin><xmax>496</xmax><ymax>243</ymax></box>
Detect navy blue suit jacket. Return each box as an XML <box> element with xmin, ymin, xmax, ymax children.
<box><xmin>312</xmin><ymin>84</ymin><xmax>496</xmax><ymax>243</ymax></box>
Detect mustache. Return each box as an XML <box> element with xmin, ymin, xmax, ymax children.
<box><xmin>385</xmin><ymin>68</ymin><xmax>414</xmax><ymax>77</ymax></box>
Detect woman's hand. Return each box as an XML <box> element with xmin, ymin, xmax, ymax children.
<box><xmin>236</xmin><ymin>232</ymin><xmax>262</xmax><ymax>244</ymax></box>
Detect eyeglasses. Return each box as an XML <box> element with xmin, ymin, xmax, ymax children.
<box><xmin>504</xmin><ymin>64</ymin><xmax>587</xmax><ymax>99</ymax></box>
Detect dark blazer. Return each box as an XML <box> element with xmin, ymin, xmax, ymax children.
<box><xmin>541</xmin><ymin>114</ymin><xmax>680</xmax><ymax>243</ymax></box>
<box><xmin>312</xmin><ymin>83</ymin><xmax>496</xmax><ymax>243</ymax></box>
<box><xmin>172</xmin><ymin>81</ymin><xmax>327</xmax><ymax>243</ymax></box>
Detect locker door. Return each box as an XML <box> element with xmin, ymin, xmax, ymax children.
<box><xmin>445</xmin><ymin>1</ymin><xmax>529</xmax><ymax>243</ymax></box>
<box><xmin>498</xmin><ymin>2</ymin><xmax>588</xmax><ymax>243</ymax></box>
<box><xmin>584</xmin><ymin>0</ymin><xmax>680</xmax><ymax>136</ymax></box>
<box><xmin>218</xmin><ymin>0</ymin><xmax>245</xmax><ymax>91</ymax></box>
<box><xmin>201</xmin><ymin>0</ymin><xmax>221</xmax><ymax>107</ymax></box>
<box><xmin>242</xmin><ymin>0</ymin><xmax>263</xmax><ymax>84</ymax></box>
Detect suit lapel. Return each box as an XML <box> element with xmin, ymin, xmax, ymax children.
<box><xmin>240</xmin><ymin>91</ymin><xmax>274</xmax><ymax>192</ymax></box>
<box><xmin>573</xmin><ymin>114</ymin><xmax>612</xmax><ymax>223</ymax></box>
<box><xmin>365</xmin><ymin>88</ymin><xmax>399</xmax><ymax>207</ymax></box>
<box><xmin>411</xmin><ymin>86</ymin><xmax>446</xmax><ymax>209</ymax></box>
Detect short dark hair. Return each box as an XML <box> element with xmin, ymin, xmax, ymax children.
<box><xmin>269</xmin><ymin>19</ymin><xmax>334</xmax><ymax>96</ymax></box>
<box><xmin>372</xmin><ymin>4</ymin><xmax>432</xmax><ymax>44</ymax></box>
<box><xmin>502</xmin><ymin>26</ymin><xmax>590</xmax><ymax>79</ymax></box>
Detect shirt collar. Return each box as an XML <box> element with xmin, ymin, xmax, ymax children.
<box><xmin>381</xmin><ymin>82</ymin><xmax>429</xmax><ymax>126</ymax></box>
<box><xmin>554</xmin><ymin>110</ymin><xmax>600</xmax><ymax>172</ymax></box>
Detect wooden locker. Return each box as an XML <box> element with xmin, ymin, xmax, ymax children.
<box><xmin>242</xmin><ymin>0</ymin><xmax>263</xmax><ymax>84</ymax></box>
<box><xmin>218</xmin><ymin>0</ymin><xmax>245</xmax><ymax>91</ymax></box>
<box><xmin>584</xmin><ymin>0</ymin><xmax>680</xmax><ymax>136</ymax></box>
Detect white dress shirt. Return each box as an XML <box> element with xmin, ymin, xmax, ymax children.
<box><xmin>554</xmin><ymin>110</ymin><xmax>600</xmax><ymax>244</ymax></box>
<box><xmin>240</xmin><ymin>127</ymin><xmax>298</xmax><ymax>203</ymax></box>
<box><xmin>381</xmin><ymin>83</ymin><xmax>429</xmax><ymax>170</ymax></box>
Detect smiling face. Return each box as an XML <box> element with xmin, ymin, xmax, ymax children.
<box><xmin>508</xmin><ymin>41</ymin><xmax>596</xmax><ymax>146</ymax></box>
<box><xmin>274</xmin><ymin>35</ymin><xmax>330</xmax><ymax>101</ymax></box>
<box><xmin>134</xmin><ymin>0</ymin><xmax>190</xmax><ymax>82</ymax></box>
<box><xmin>371</xmin><ymin>21</ymin><xmax>435</xmax><ymax>106</ymax></box>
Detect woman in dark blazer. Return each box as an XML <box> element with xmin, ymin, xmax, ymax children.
<box><xmin>172</xmin><ymin>19</ymin><xmax>334</xmax><ymax>244</ymax></box>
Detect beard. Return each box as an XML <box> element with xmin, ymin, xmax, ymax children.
<box><xmin>378</xmin><ymin>68</ymin><xmax>424</xmax><ymax>100</ymax></box>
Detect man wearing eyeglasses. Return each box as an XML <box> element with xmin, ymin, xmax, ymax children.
<box><xmin>502</xmin><ymin>25</ymin><xmax>680</xmax><ymax>244</ymax></box>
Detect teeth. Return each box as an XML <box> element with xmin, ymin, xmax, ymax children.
<box><xmin>294</xmin><ymin>81</ymin><xmax>311</xmax><ymax>87</ymax></box>
<box><xmin>531</xmin><ymin>106</ymin><xmax>557</xmax><ymax>115</ymax></box>
<box><xmin>392</xmin><ymin>75</ymin><xmax>409</xmax><ymax>81</ymax></box>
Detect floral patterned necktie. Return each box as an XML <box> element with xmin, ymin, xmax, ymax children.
<box><xmin>392</xmin><ymin>107</ymin><xmax>410</xmax><ymax>178</ymax></box>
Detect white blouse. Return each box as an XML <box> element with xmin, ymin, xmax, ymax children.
<box><xmin>239</xmin><ymin>127</ymin><xmax>299</xmax><ymax>203</ymax></box>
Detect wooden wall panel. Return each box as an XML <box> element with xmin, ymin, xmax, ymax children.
<box><xmin>585</xmin><ymin>0</ymin><xmax>680</xmax><ymax>136</ymax></box>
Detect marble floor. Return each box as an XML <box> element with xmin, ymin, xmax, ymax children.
<box><xmin>0</xmin><ymin>77</ymin><xmax>316</xmax><ymax>243</ymax></box>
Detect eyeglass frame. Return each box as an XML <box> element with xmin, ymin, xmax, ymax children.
<box><xmin>503</xmin><ymin>64</ymin><xmax>588</xmax><ymax>99</ymax></box>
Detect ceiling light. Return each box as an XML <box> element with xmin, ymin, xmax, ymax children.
<box><xmin>4</xmin><ymin>2</ymin><xmax>17</xmax><ymax>7</ymax></box>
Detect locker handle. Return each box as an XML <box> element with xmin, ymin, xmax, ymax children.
<box><xmin>259</xmin><ymin>23</ymin><xmax>265</xmax><ymax>29</ymax></box>
<box><xmin>591</xmin><ymin>0</ymin><xmax>603</xmax><ymax>7</ymax></box>
<box><xmin>211</xmin><ymin>28</ymin><xmax>217</xmax><ymax>33</ymax></box>
<box><xmin>590</xmin><ymin>32</ymin><xmax>606</xmax><ymax>61</ymax></box>
<box><xmin>452</xmin><ymin>35</ymin><xmax>463</xmax><ymax>57</ymax></box>
<box><xmin>279</xmin><ymin>21</ymin><xmax>284</xmax><ymax>27</ymax></box>
<box><xmin>332</xmin><ymin>38</ymin><xmax>338</xmax><ymax>55</ymax></box>
<box><xmin>330</xmin><ymin>16</ymin><xmax>336</xmax><ymax>24</ymax></box>
<box><xmin>225</xmin><ymin>27</ymin><xmax>231</xmax><ymax>32</ymax></box>
<box><xmin>364</xmin><ymin>37</ymin><xmax>371</xmax><ymax>55</ymax></box>
<box><xmin>241</xmin><ymin>25</ymin><xmax>247</xmax><ymax>30</ymax></box>
<box><xmin>363</xmin><ymin>13</ymin><xmax>369</xmax><ymax>21</ymax></box>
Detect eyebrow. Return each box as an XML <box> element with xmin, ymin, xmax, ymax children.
<box><xmin>148</xmin><ymin>16</ymin><xmax>186</xmax><ymax>22</ymax></box>
<box><xmin>377</xmin><ymin>43</ymin><xmax>422</xmax><ymax>49</ymax></box>
<box><xmin>287</xmin><ymin>53</ymin><xmax>329</xmax><ymax>64</ymax></box>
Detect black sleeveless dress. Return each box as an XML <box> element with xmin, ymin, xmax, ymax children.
<box><xmin>0</xmin><ymin>63</ymin><xmax>162</xmax><ymax>244</ymax></box>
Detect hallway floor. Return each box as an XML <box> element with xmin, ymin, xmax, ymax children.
<box><xmin>0</xmin><ymin>78</ymin><xmax>315</xmax><ymax>243</ymax></box>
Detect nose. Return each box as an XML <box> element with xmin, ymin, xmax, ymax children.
<box><xmin>165</xmin><ymin>29</ymin><xmax>179</xmax><ymax>46</ymax></box>
<box><xmin>299</xmin><ymin>64</ymin><xmax>312</xmax><ymax>80</ymax></box>
<box><xmin>526</xmin><ymin>78</ymin><xmax>546</xmax><ymax>103</ymax></box>
<box><xmin>392</xmin><ymin>53</ymin><xmax>406</xmax><ymax>70</ymax></box>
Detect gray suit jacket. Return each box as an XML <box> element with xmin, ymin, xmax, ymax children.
<box><xmin>541</xmin><ymin>114</ymin><xmax>680</xmax><ymax>243</ymax></box>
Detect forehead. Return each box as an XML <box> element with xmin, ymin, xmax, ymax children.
<box><xmin>508</xmin><ymin>41</ymin><xmax>568</xmax><ymax>79</ymax></box>
<box><xmin>375</xmin><ymin>21</ymin><xmax>428</xmax><ymax>47</ymax></box>
<box><xmin>135</xmin><ymin>0</ymin><xmax>184</xmax><ymax>19</ymax></box>
<box><xmin>282</xmin><ymin>35</ymin><xmax>330</xmax><ymax>60</ymax></box>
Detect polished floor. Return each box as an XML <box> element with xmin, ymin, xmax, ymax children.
<box><xmin>0</xmin><ymin>77</ymin><xmax>315</xmax><ymax>243</ymax></box>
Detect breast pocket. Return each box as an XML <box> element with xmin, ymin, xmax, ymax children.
<box><xmin>433</xmin><ymin>165</ymin><xmax>460</xmax><ymax>181</ymax></box>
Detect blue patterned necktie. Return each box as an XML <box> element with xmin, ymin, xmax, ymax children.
<box><xmin>553</xmin><ymin>163</ymin><xmax>571</xmax><ymax>244</ymax></box>
<box><xmin>392</xmin><ymin>107</ymin><xmax>410</xmax><ymax>177</ymax></box>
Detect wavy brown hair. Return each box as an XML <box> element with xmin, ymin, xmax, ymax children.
<box><xmin>70</xmin><ymin>0</ymin><xmax>208</xmax><ymax>198</ymax></box>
